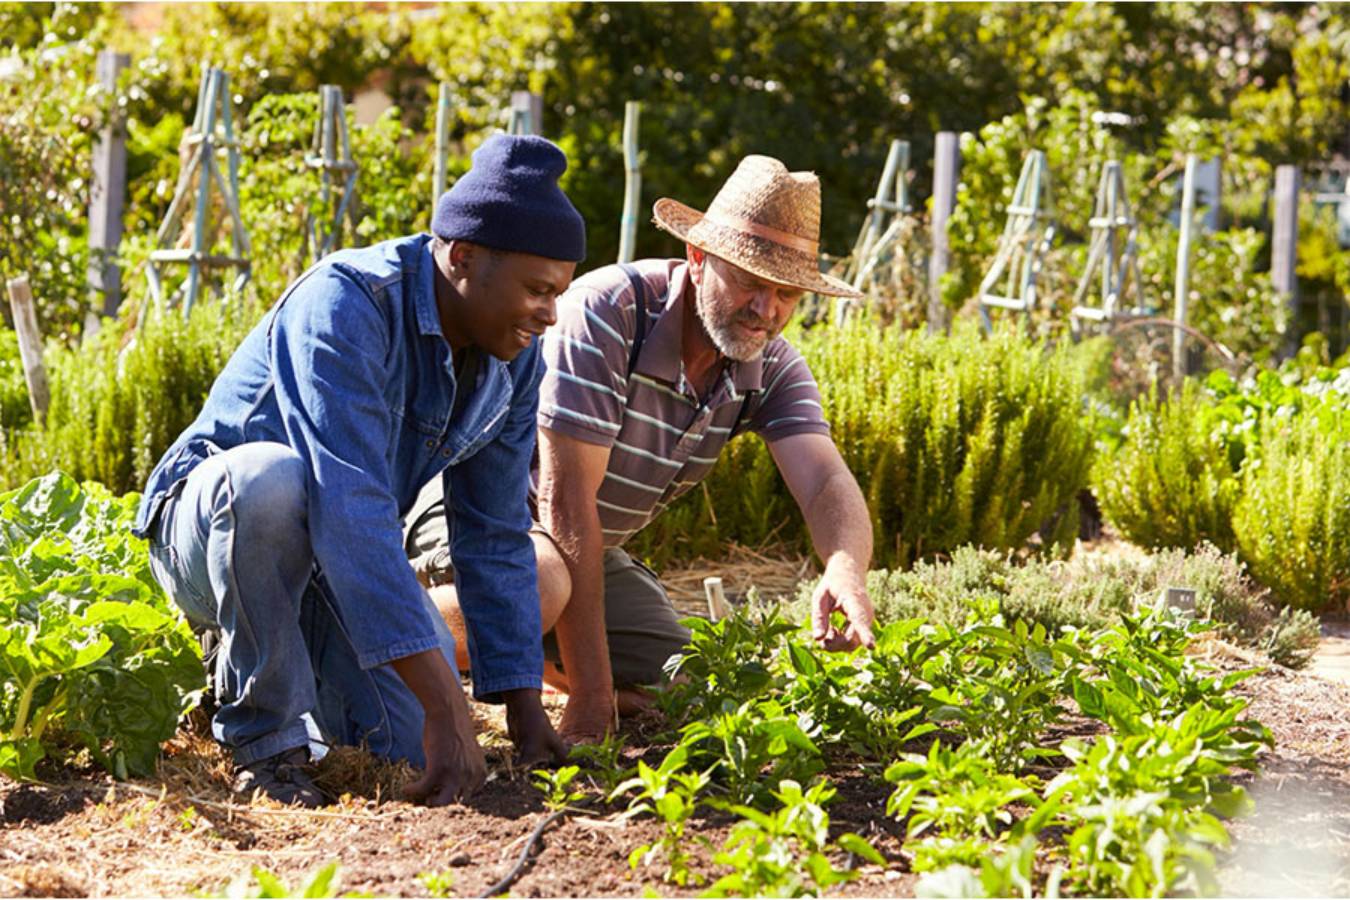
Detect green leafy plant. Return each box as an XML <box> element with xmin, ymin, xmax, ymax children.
<box><xmin>531</xmin><ymin>764</ymin><xmax>587</xmax><ymax>812</ymax></box>
<box><xmin>885</xmin><ymin>740</ymin><xmax>1036</xmax><ymax>848</ymax></box>
<box><xmin>677</xmin><ymin>698</ymin><xmax>823</xmax><ymax>805</ymax></box>
<box><xmin>417</xmin><ymin>870</ymin><xmax>454</xmax><ymax>899</ymax></box>
<box><xmin>703</xmin><ymin>779</ymin><xmax>883</xmax><ymax>898</ymax></box>
<box><xmin>1233</xmin><ymin>407</ymin><xmax>1350</xmax><ymax>613</ymax></box>
<box><xmin>612</xmin><ymin>745</ymin><xmax>714</xmax><ymax>887</ymax></box>
<box><xmin>0</xmin><ymin>472</ymin><xmax>203</xmax><ymax>779</ymax></box>
<box><xmin>1094</xmin><ymin>380</ymin><xmax>1240</xmax><ymax>553</ymax></box>
<box><xmin>216</xmin><ymin>861</ymin><xmax>368</xmax><ymax>899</ymax></box>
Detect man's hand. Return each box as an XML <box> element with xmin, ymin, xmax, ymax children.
<box><xmin>811</xmin><ymin>556</ymin><xmax>876</xmax><ymax>652</ymax></box>
<box><xmin>558</xmin><ymin>690</ymin><xmax>617</xmax><ymax>745</ymax></box>
<box><xmin>502</xmin><ymin>688</ymin><xmax>569</xmax><ymax>768</ymax></box>
<box><xmin>392</xmin><ymin>648</ymin><xmax>487</xmax><ymax>806</ymax></box>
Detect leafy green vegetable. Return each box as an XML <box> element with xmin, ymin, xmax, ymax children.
<box><xmin>0</xmin><ymin>472</ymin><xmax>203</xmax><ymax>780</ymax></box>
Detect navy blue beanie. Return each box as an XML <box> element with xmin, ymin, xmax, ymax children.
<box><xmin>432</xmin><ymin>134</ymin><xmax>586</xmax><ymax>262</ymax></box>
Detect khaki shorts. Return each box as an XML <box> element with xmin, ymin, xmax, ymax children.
<box><xmin>404</xmin><ymin>484</ymin><xmax>691</xmax><ymax>687</ymax></box>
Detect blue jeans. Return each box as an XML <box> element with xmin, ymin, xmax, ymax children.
<box><xmin>146</xmin><ymin>442</ymin><xmax>459</xmax><ymax>767</ymax></box>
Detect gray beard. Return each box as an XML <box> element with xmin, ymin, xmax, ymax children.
<box><xmin>696</xmin><ymin>283</ymin><xmax>768</xmax><ymax>363</ymax></box>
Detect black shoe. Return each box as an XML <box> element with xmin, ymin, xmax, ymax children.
<box><xmin>233</xmin><ymin>747</ymin><xmax>325</xmax><ymax>808</ymax></box>
<box><xmin>197</xmin><ymin>628</ymin><xmax>221</xmax><ymax>720</ymax></box>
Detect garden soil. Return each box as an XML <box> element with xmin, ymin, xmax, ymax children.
<box><xmin>2</xmin><ymin>557</ymin><xmax>1348</xmax><ymax>898</ymax></box>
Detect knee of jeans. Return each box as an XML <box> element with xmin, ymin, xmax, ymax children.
<box><xmin>225</xmin><ymin>444</ymin><xmax>308</xmax><ymax>538</ymax></box>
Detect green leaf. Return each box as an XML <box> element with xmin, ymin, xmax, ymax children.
<box><xmin>0</xmin><ymin>738</ymin><xmax>45</xmax><ymax>780</ymax></box>
<box><xmin>837</xmin><ymin>832</ymin><xmax>886</xmax><ymax>866</ymax></box>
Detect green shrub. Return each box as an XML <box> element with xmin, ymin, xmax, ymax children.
<box><xmin>1093</xmin><ymin>380</ymin><xmax>1240</xmax><ymax>552</ymax></box>
<box><xmin>0</xmin><ymin>296</ymin><xmax>265</xmax><ymax>495</ymax></box>
<box><xmin>0</xmin><ymin>330</ymin><xmax>32</xmax><ymax>431</ymax></box>
<box><xmin>788</xmin><ymin>542</ymin><xmax>1316</xmax><ymax>668</ymax></box>
<box><xmin>1233</xmin><ymin>409</ymin><xmax>1350</xmax><ymax>613</ymax></box>
<box><xmin>632</xmin><ymin>320</ymin><xmax>1096</xmax><ymax>569</ymax></box>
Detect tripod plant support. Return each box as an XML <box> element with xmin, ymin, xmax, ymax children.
<box><xmin>146</xmin><ymin>65</ymin><xmax>251</xmax><ymax>317</ymax></box>
<box><xmin>977</xmin><ymin>149</ymin><xmax>1055</xmax><ymax>332</ymax></box>
<box><xmin>305</xmin><ymin>84</ymin><xmax>359</xmax><ymax>265</ymax></box>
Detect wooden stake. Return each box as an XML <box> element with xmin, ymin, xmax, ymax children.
<box><xmin>928</xmin><ymin>131</ymin><xmax>959</xmax><ymax>334</ymax></box>
<box><xmin>1272</xmin><ymin>165</ymin><xmax>1300</xmax><ymax>352</ymax></box>
<box><xmin>88</xmin><ymin>50</ymin><xmax>129</xmax><ymax>321</ymax></box>
<box><xmin>6</xmin><ymin>276</ymin><xmax>50</xmax><ymax>423</ymax></box>
<box><xmin>1173</xmin><ymin>154</ymin><xmax>1198</xmax><ymax>383</ymax></box>
<box><xmin>703</xmin><ymin>576</ymin><xmax>728</xmax><ymax>621</ymax></box>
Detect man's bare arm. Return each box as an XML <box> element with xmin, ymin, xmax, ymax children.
<box><xmin>535</xmin><ymin>425</ymin><xmax>616</xmax><ymax>740</ymax></box>
<box><xmin>768</xmin><ymin>432</ymin><xmax>876</xmax><ymax>650</ymax></box>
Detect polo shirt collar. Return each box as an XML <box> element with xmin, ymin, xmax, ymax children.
<box><xmin>632</xmin><ymin>261</ymin><xmax>765</xmax><ymax>394</ymax></box>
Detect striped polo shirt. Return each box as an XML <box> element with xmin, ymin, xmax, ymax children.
<box><xmin>534</xmin><ymin>258</ymin><xmax>830</xmax><ymax>548</ymax></box>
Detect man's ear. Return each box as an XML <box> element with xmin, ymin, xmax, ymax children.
<box><xmin>686</xmin><ymin>244</ymin><xmax>705</xmax><ymax>285</ymax></box>
<box><xmin>447</xmin><ymin>239</ymin><xmax>476</xmax><ymax>275</ymax></box>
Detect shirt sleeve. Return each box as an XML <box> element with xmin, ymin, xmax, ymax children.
<box><xmin>748</xmin><ymin>340</ymin><xmax>832</xmax><ymax>442</ymax></box>
<box><xmin>537</xmin><ymin>286</ymin><xmax>632</xmax><ymax>447</ymax></box>
<box><xmin>268</xmin><ymin>266</ymin><xmax>441</xmax><ymax>670</ymax></box>
<box><xmin>446</xmin><ymin>340</ymin><xmax>545</xmax><ymax>702</ymax></box>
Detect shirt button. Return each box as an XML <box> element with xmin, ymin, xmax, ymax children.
<box><xmin>442</xmin><ymin>448</ymin><xmax>452</xmax><ymax>458</ymax></box>
<box><xmin>426</xmin><ymin>439</ymin><xmax>435</xmax><ymax>448</ymax></box>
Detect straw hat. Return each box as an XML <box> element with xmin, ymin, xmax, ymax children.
<box><xmin>653</xmin><ymin>155</ymin><xmax>862</xmax><ymax>299</ymax></box>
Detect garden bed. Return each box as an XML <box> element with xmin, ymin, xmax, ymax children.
<box><xmin>2</xmin><ymin>569</ymin><xmax>1348</xmax><ymax>899</ymax></box>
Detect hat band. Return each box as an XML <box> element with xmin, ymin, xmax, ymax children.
<box><xmin>702</xmin><ymin>209</ymin><xmax>818</xmax><ymax>256</ymax></box>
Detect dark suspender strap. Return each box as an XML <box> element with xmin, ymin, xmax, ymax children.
<box><xmin>732</xmin><ymin>390</ymin><xmax>758</xmax><ymax>437</ymax></box>
<box><xmin>618</xmin><ymin>263</ymin><xmax>648</xmax><ymax>377</ymax></box>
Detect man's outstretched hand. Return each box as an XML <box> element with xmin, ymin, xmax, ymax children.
<box><xmin>391</xmin><ymin>648</ymin><xmax>487</xmax><ymax>806</ymax></box>
<box><xmin>810</xmin><ymin>557</ymin><xmax>877</xmax><ymax>652</ymax></box>
<box><xmin>502</xmin><ymin>688</ymin><xmax>569</xmax><ymax>769</ymax></box>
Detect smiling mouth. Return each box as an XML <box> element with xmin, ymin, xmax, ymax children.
<box><xmin>513</xmin><ymin>326</ymin><xmax>540</xmax><ymax>346</ymax></box>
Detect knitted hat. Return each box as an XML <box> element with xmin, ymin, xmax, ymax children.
<box><xmin>653</xmin><ymin>155</ymin><xmax>861</xmax><ymax>298</ymax></box>
<box><xmin>432</xmin><ymin>134</ymin><xmax>586</xmax><ymax>262</ymax></box>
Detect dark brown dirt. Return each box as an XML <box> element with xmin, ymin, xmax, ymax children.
<box><xmin>2</xmin><ymin>639</ymin><xmax>1347</xmax><ymax>897</ymax></box>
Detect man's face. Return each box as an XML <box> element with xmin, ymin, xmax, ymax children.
<box><xmin>689</xmin><ymin>248</ymin><xmax>804</xmax><ymax>362</ymax></box>
<box><xmin>449</xmin><ymin>243</ymin><xmax>576</xmax><ymax>361</ymax></box>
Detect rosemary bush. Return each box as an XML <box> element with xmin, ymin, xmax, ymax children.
<box><xmin>633</xmin><ymin>320</ymin><xmax>1096</xmax><ymax>569</ymax></box>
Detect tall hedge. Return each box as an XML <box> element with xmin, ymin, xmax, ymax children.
<box><xmin>630</xmin><ymin>321</ymin><xmax>1097</xmax><ymax>569</ymax></box>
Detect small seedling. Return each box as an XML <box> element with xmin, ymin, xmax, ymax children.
<box><xmin>531</xmin><ymin>764</ymin><xmax>586</xmax><ymax>812</ymax></box>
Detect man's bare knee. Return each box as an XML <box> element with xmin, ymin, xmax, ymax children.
<box><xmin>531</xmin><ymin>531</ymin><xmax>572</xmax><ymax>630</ymax></box>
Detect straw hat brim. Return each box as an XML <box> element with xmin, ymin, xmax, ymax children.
<box><xmin>653</xmin><ymin>197</ymin><xmax>863</xmax><ymax>299</ymax></box>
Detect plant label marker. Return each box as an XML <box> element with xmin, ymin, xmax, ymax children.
<box><xmin>1164</xmin><ymin>586</ymin><xmax>1197</xmax><ymax>615</ymax></box>
<box><xmin>703</xmin><ymin>577</ymin><xmax>728</xmax><ymax>622</ymax></box>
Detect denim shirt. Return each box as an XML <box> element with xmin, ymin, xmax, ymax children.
<box><xmin>133</xmin><ymin>234</ymin><xmax>543</xmax><ymax>701</ymax></box>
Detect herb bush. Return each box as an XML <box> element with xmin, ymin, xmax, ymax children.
<box><xmin>631</xmin><ymin>320</ymin><xmax>1096</xmax><ymax>570</ymax></box>
<box><xmin>1234</xmin><ymin>408</ymin><xmax>1350</xmax><ymax>614</ymax></box>
<box><xmin>0</xmin><ymin>330</ymin><xmax>32</xmax><ymax>431</ymax></box>
<box><xmin>1093</xmin><ymin>380</ymin><xmax>1240</xmax><ymax>553</ymax></box>
<box><xmin>1096</xmin><ymin>361</ymin><xmax>1349</xmax><ymax>614</ymax></box>
<box><xmin>0</xmin><ymin>472</ymin><xmax>203</xmax><ymax>780</ymax></box>
<box><xmin>789</xmin><ymin>543</ymin><xmax>1319</xmax><ymax>669</ymax></box>
<box><xmin>0</xmin><ymin>296</ymin><xmax>262</xmax><ymax>495</ymax></box>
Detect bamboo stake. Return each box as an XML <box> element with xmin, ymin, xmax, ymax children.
<box><xmin>432</xmin><ymin>82</ymin><xmax>451</xmax><ymax>213</ymax></box>
<box><xmin>618</xmin><ymin>101</ymin><xmax>641</xmax><ymax>264</ymax></box>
